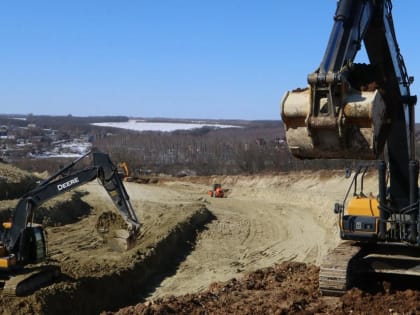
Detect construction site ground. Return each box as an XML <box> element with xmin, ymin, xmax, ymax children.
<box><xmin>1</xmin><ymin>167</ymin><xmax>420</xmax><ymax>314</ymax></box>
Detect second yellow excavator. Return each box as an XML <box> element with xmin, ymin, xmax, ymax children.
<box><xmin>117</xmin><ymin>161</ymin><xmax>130</xmax><ymax>180</ymax></box>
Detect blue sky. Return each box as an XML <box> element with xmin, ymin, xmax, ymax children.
<box><xmin>0</xmin><ymin>1</ymin><xmax>418</xmax><ymax>120</ymax></box>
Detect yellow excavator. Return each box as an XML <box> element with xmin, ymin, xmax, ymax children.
<box><xmin>0</xmin><ymin>150</ymin><xmax>140</xmax><ymax>296</ymax></box>
<box><xmin>117</xmin><ymin>161</ymin><xmax>130</xmax><ymax>180</ymax></box>
<box><xmin>282</xmin><ymin>0</ymin><xmax>419</xmax><ymax>295</ymax></box>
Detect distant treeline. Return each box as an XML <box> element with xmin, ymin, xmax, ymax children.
<box><xmin>7</xmin><ymin>114</ymin><xmax>420</xmax><ymax>176</ymax></box>
<box><xmin>94</xmin><ymin>124</ymin><xmax>353</xmax><ymax>176</ymax></box>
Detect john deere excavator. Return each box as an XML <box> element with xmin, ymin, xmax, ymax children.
<box><xmin>0</xmin><ymin>150</ymin><xmax>140</xmax><ymax>296</ymax></box>
<box><xmin>282</xmin><ymin>0</ymin><xmax>420</xmax><ymax>295</ymax></box>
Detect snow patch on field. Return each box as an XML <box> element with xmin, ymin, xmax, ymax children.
<box><xmin>92</xmin><ymin>120</ymin><xmax>240</xmax><ymax>132</ymax></box>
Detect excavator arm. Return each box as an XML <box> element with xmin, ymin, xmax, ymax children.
<box><xmin>3</xmin><ymin>151</ymin><xmax>140</xmax><ymax>257</ymax></box>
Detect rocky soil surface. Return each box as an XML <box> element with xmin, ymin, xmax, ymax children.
<box><xmin>106</xmin><ymin>261</ymin><xmax>420</xmax><ymax>315</ymax></box>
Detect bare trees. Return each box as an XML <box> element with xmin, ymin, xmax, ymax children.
<box><xmin>6</xmin><ymin>115</ymin><xmax>356</xmax><ymax>176</ymax></box>
<box><xmin>93</xmin><ymin>125</ymin><xmax>295</xmax><ymax>175</ymax></box>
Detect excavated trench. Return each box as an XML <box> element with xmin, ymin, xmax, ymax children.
<box><xmin>0</xmin><ymin>203</ymin><xmax>215</xmax><ymax>315</ymax></box>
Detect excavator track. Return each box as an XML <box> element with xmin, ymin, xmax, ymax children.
<box><xmin>319</xmin><ymin>241</ymin><xmax>363</xmax><ymax>296</ymax></box>
<box><xmin>320</xmin><ymin>241</ymin><xmax>420</xmax><ymax>296</ymax></box>
<box><xmin>2</xmin><ymin>265</ymin><xmax>60</xmax><ymax>297</ymax></box>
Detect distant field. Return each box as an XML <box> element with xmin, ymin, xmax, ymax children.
<box><xmin>92</xmin><ymin>120</ymin><xmax>241</xmax><ymax>132</ymax></box>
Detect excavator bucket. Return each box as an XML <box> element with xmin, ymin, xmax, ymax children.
<box><xmin>281</xmin><ymin>87</ymin><xmax>386</xmax><ymax>160</ymax></box>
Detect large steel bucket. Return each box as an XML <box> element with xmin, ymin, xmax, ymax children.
<box><xmin>281</xmin><ymin>87</ymin><xmax>386</xmax><ymax>160</ymax></box>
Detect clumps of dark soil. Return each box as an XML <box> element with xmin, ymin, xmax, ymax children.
<box><xmin>95</xmin><ymin>210</ymin><xmax>134</xmax><ymax>251</ymax></box>
<box><xmin>106</xmin><ymin>262</ymin><xmax>326</xmax><ymax>315</ymax></box>
<box><xmin>341</xmin><ymin>287</ymin><xmax>420</xmax><ymax>314</ymax></box>
<box><xmin>347</xmin><ymin>63</ymin><xmax>381</xmax><ymax>92</ymax></box>
<box><xmin>96</xmin><ymin>210</ymin><xmax>128</xmax><ymax>234</ymax></box>
<box><xmin>292</xmin><ymin>87</ymin><xmax>308</xmax><ymax>93</ymax></box>
<box><xmin>106</xmin><ymin>261</ymin><xmax>420</xmax><ymax>315</ymax></box>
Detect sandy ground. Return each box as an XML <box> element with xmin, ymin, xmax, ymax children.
<box><xmin>142</xmin><ymin>171</ymin><xmax>377</xmax><ymax>299</ymax></box>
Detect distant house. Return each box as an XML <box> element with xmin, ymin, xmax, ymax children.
<box><xmin>0</xmin><ymin>126</ymin><xmax>8</xmax><ymax>139</ymax></box>
<box><xmin>255</xmin><ymin>138</ymin><xmax>266</xmax><ymax>146</ymax></box>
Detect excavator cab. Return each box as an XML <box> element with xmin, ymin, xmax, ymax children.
<box><xmin>18</xmin><ymin>225</ymin><xmax>47</xmax><ymax>265</ymax></box>
<box><xmin>334</xmin><ymin>166</ymin><xmax>379</xmax><ymax>240</ymax></box>
<box><xmin>1</xmin><ymin>223</ymin><xmax>46</xmax><ymax>269</ymax></box>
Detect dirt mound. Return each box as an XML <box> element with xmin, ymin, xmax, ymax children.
<box><xmin>0</xmin><ymin>162</ymin><xmax>39</xmax><ymax>200</ymax></box>
<box><xmin>0</xmin><ymin>191</ymin><xmax>92</xmax><ymax>230</ymax></box>
<box><xmin>0</xmin><ymin>161</ymin><xmax>91</xmax><ymax>228</ymax></box>
<box><xmin>35</xmin><ymin>191</ymin><xmax>92</xmax><ymax>226</ymax></box>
